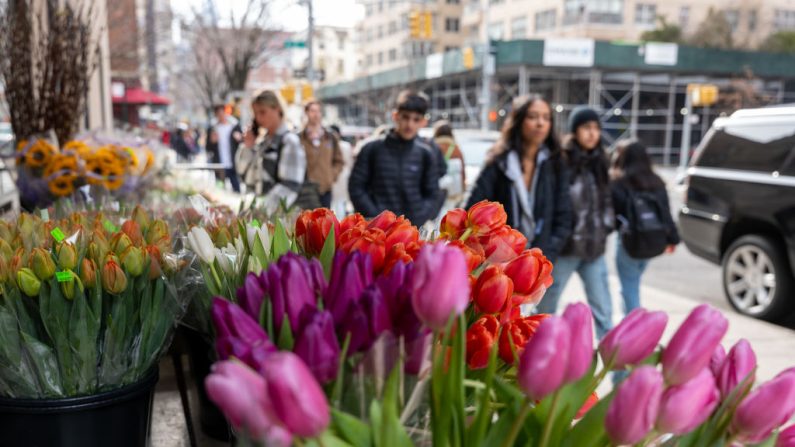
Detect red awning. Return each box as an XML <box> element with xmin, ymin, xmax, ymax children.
<box><xmin>112</xmin><ymin>88</ymin><xmax>170</xmax><ymax>105</ymax></box>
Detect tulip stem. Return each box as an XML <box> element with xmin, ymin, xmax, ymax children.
<box><xmin>539</xmin><ymin>391</ymin><xmax>561</xmax><ymax>447</ymax></box>
<box><xmin>501</xmin><ymin>399</ymin><xmax>532</xmax><ymax>447</ymax></box>
<box><xmin>459</xmin><ymin>228</ymin><xmax>473</xmax><ymax>242</ymax></box>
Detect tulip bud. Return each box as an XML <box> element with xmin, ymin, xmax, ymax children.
<box><xmin>340</xmin><ymin>213</ymin><xmax>366</xmax><ymax>234</ymax></box>
<box><xmin>710</xmin><ymin>344</ymin><xmax>726</xmax><ymax>377</ymax></box>
<box><xmin>467</xmin><ymin>200</ymin><xmax>508</xmax><ymax>237</ymax></box>
<box><xmin>246</xmin><ymin>223</ymin><xmax>270</xmax><ymax>255</ymax></box>
<box><xmin>481</xmin><ymin>226</ymin><xmax>527</xmax><ymax>263</ymax></box>
<box><xmin>340</xmin><ymin>227</ymin><xmax>386</xmax><ymax>273</ymax></box>
<box><xmin>385</xmin><ymin>216</ymin><xmax>419</xmax><ymax>249</ymax></box>
<box><xmin>104</xmin><ymin>252</ymin><xmax>120</xmax><ymax>266</ymax></box>
<box><xmin>56</xmin><ymin>242</ymin><xmax>78</xmax><ymax>270</ymax></box>
<box><xmin>499</xmin><ymin>315</ymin><xmax>548</xmax><ymax>364</ymax></box>
<box><xmin>368</xmin><ymin>210</ymin><xmax>397</xmax><ymax>232</ymax></box>
<box><xmin>121</xmin><ymin>220</ymin><xmax>144</xmax><ymax>246</ymax></box>
<box><xmin>562</xmin><ymin>302</ymin><xmax>594</xmax><ymax>383</ymax></box>
<box><xmin>605</xmin><ymin>366</ymin><xmax>664</xmax><ymax>446</ymax></box>
<box><xmin>295</xmin><ymin>208</ymin><xmax>339</xmax><ymax>256</ymax></box>
<box><xmin>383</xmin><ymin>243</ymin><xmax>413</xmax><ymax>275</ymax></box>
<box><xmin>87</xmin><ymin>239</ymin><xmax>109</xmax><ymax>265</ymax></box>
<box><xmin>29</xmin><ymin>247</ymin><xmax>56</xmax><ymax>281</ymax></box>
<box><xmin>214</xmin><ymin>226</ymin><xmax>233</xmax><ymax>248</ymax></box>
<box><xmin>187</xmin><ymin>227</ymin><xmax>215</xmax><ymax>264</ymax></box>
<box><xmin>663</xmin><ymin>304</ymin><xmax>729</xmax><ymax>385</ymax></box>
<box><xmin>717</xmin><ymin>339</ymin><xmax>756</xmax><ymax>399</ymax></box>
<box><xmin>80</xmin><ymin>258</ymin><xmax>97</xmax><ymax>287</ymax></box>
<box><xmin>101</xmin><ymin>260</ymin><xmax>128</xmax><ymax>294</ymax></box>
<box><xmin>466</xmin><ymin>315</ymin><xmax>499</xmax><ymax>369</ymax></box>
<box><xmin>517</xmin><ymin>316</ymin><xmax>570</xmax><ymax>401</ymax></box>
<box><xmin>294</xmin><ymin>310</ymin><xmax>340</xmax><ymax>383</ymax></box>
<box><xmin>732</xmin><ymin>370</ymin><xmax>795</xmax><ymax>443</ymax></box>
<box><xmin>657</xmin><ymin>368</ymin><xmax>720</xmax><ymax>434</ymax></box>
<box><xmin>120</xmin><ymin>245</ymin><xmax>147</xmax><ymax>277</ymax></box>
<box><xmin>777</xmin><ymin>424</ymin><xmax>795</xmax><ymax>447</ymax></box>
<box><xmin>146</xmin><ymin>219</ymin><xmax>170</xmax><ymax>247</ymax></box>
<box><xmin>0</xmin><ymin>238</ymin><xmax>12</xmax><ymax>259</ymax></box>
<box><xmin>473</xmin><ymin>265</ymin><xmax>513</xmax><ymax>314</ymax></box>
<box><xmin>17</xmin><ymin>268</ymin><xmax>42</xmax><ymax>297</ymax></box>
<box><xmin>131</xmin><ymin>205</ymin><xmax>152</xmax><ymax>233</ymax></box>
<box><xmin>599</xmin><ymin>308</ymin><xmax>667</xmax><ymax>370</ymax></box>
<box><xmin>411</xmin><ymin>243</ymin><xmax>471</xmax><ymax>331</ymax></box>
<box><xmin>504</xmin><ymin>248</ymin><xmax>553</xmax><ymax>305</ymax></box>
<box><xmin>440</xmin><ymin>208</ymin><xmax>468</xmax><ymax>240</ymax></box>
<box><xmin>59</xmin><ymin>269</ymin><xmax>83</xmax><ymax>300</ymax></box>
<box><xmin>0</xmin><ymin>221</ymin><xmax>12</xmax><ymax>242</ymax></box>
<box><xmin>146</xmin><ymin>245</ymin><xmax>162</xmax><ymax>280</ymax></box>
<box><xmin>110</xmin><ymin>232</ymin><xmax>133</xmax><ymax>255</ymax></box>
<box><xmin>9</xmin><ymin>249</ymin><xmax>26</xmax><ymax>278</ymax></box>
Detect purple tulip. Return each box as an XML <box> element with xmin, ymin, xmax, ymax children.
<box><xmin>605</xmin><ymin>366</ymin><xmax>664</xmax><ymax>446</ymax></box>
<box><xmin>599</xmin><ymin>308</ymin><xmax>668</xmax><ymax>370</ymax></box>
<box><xmin>337</xmin><ymin>285</ymin><xmax>389</xmax><ymax>354</ymax></box>
<box><xmin>710</xmin><ymin>344</ymin><xmax>727</xmax><ymax>377</ymax></box>
<box><xmin>732</xmin><ymin>370</ymin><xmax>795</xmax><ymax>443</ymax></box>
<box><xmin>517</xmin><ymin>316</ymin><xmax>570</xmax><ymax>401</ymax></box>
<box><xmin>237</xmin><ymin>272</ymin><xmax>267</xmax><ymax>320</ymax></box>
<box><xmin>362</xmin><ymin>283</ymin><xmax>392</xmax><ymax>338</ymax></box>
<box><xmin>411</xmin><ymin>243</ymin><xmax>470</xmax><ymax>331</ymax></box>
<box><xmin>294</xmin><ymin>311</ymin><xmax>340</xmax><ymax>383</ymax></box>
<box><xmin>663</xmin><ymin>304</ymin><xmax>729</xmax><ymax>385</ymax></box>
<box><xmin>261</xmin><ymin>352</ymin><xmax>331</xmax><ymax>438</ymax></box>
<box><xmin>264</xmin><ymin>253</ymin><xmax>323</xmax><ymax>333</ymax></box>
<box><xmin>657</xmin><ymin>368</ymin><xmax>720</xmax><ymax>434</ymax></box>
<box><xmin>378</xmin><ymin>261</ymin><xmax>422</xmax><ymax>340</ymax></box>
<box><xmin>211</xmin><ymin>298</ymin><xmax>270</xmax><ymax>348</ymax></box>
<box><xmin>205</xmin><ymin>360</ymin><xmax>291</xmax><ymax>446</ymax></box>
<box><xmin>777</xmin><ymin>424</ymin><xmax>795</xmax><ymax>447</ymax></box>
<box><xmin>561</xmin><ymin>303</ymin><xmax>594</xmax><ymax>383</ymax></box>
<box><xmin>325</xmin><ymin>251</ymin><xmax>373</xmax><ymax>323</ymax></box>
<box><xmin>717</xmin><ymin>339</ymin><xmax>756</xmax><ymax>398</ymax></box>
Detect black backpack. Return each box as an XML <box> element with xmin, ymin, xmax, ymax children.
<box><xmin>620</xmin><ymin>189</ymin><xmax>668</xmax><ymax>259</ymax></box>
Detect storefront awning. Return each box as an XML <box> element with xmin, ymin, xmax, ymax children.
<box><xmin>112</xmin><ymin>88</ymin><xmax>170</xmax><ymax>105</ymax></box>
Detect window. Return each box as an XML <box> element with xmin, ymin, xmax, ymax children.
<box><xmin>377</xmin><ymin>25</ymin><xmax>383</xmax><ymax>39</ymax></box>
<box><xmin>377</xmin><ymin>51</ymin><xmax>383</xmax><ymax>65</ymax></box>
<box><xmin>564</xmin><ymin>0</ymin><xmax>623</xmax><ymax>25</ymax></box>
<box><xmin>389</xmin><ymin>48</ymin><xmax>397</xmax><ymax>61</ymax></box>
<box><xmin>366</xmin><ymin>54</ymin><xmax>373</xmax><ymax>66</ymax></box>
<box><xmin>724</xmin><ymin>9</ymin><xmax>739</xmax><ymax>31</ymax></box>
<box><xmin>388</xmin><ymin>21</ymin><xmax>397</xmax><ymax>34</ymax></box>
<box><xmin>535</xmin><ymin>10</ymin><xmax>556</xmax><ymax>31</ymax></box>
<box><xmin>366</xmin><ymin>28</ymin><xmax>373</xmax><ymax>41</ymax></box>
<box><xmin>774</xmin><ymin>9</ymin><xmax>795</xmax><ymax>30</ymax></box>
<box><xmin>446</xmin><ymin>0</ymin><xmax>460</xmax><ymax>3</ymax></box>
<box><xmin>446</xmin><ymin>17</ymin><xmax>460</xmax><ymax>32</ymax></box>
<box><xmin>679</xmin><ymin>6</ymin><xmax>690</xmax><ymax>28</ymax></box>
<box><xmin>337</xmin><ymin>60</ymin><xmax>344</xmax><ymax>75</ymax></box>
<box><xmin>511</xmin><ymin>16</ymin><xmax>527</xmax><ymax>38</ymax></box>
<box><xmin>488</xmin><ymin>22</ymin><xmax>503</xmax><ymax>39</ymax></box>
<box><xmin>401</xmin><ymin>13</ymin><xmax>408</xmax><ymax>30</ymax></box>
<box><xmin>748</xmin><ymin>10</ymin><xmax>757</xmax><ymax>31</ymax></box>
<box><xmin>635</xmin><ymin>3</ymin><xmax>656</xmax><ymax>25</ymax></box>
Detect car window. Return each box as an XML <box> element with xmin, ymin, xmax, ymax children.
<box><xmin>695</xmin><ymin>120</ymin><xmax>795</xmax><ymax>173</ymax></box>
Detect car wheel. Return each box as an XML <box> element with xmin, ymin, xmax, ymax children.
<box><xmin>722</xmin><ymin>235</ymin><xmax>794</xmax><ymax>321</ymax></box>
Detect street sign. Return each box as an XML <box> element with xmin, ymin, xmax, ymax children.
<box><xmin>284</xmin><ymin>40</ymin><xmax>306</xmax><ymax>48</ymax></box>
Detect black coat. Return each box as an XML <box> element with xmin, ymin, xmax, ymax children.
<box><xmin>348</xmin><ymin>131</ymin><xmax>443</xmax><ymax>225</ymax></box>
<box><xmin>466</xmin><ymin>150</ymin><xmax>573</xmax><ymax>262</ymax></box>
<box><xmin>611</xmin><ymin>181</ymin><xmax>680</xmax><ymax>245</ymax></box>
<box><xmin>205</xmin><ymin>122</ymin><xmax>242</xmax><ymax>167</ymax></box>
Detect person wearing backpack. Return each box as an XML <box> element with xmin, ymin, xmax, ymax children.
<box><xmin>610</xmin><ymin>140</ymin><xmax>680</xmax><ymax>313</ymax></box>
<box><xmin>535</xmin><ymin>106</ymin><xmax>614</xmax><ymax>339</ymax></box>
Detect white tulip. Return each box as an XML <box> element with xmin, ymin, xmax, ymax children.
<box><xmin>214</xmin><ymin>245</ymin><xmax>237</xmax><ymax>276</ymax></box>
<box><xmin>187</xmin><ymin>227</ymin><xmax>215</xmax><ymax>264</ymax></box>
<box><xmin>247</xmin><ymin>223</ymin><xmax>271</xmax><ymax>255</ymax></box>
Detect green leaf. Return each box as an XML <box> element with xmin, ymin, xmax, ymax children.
<box><xmin>332</xmin><ymin>409</ymin><xmax>373</xmax><ymax>447</ymax></box>
<box><xmin>381</xmin><ymin>363</ymin><xmax>413</xmax><ymax>447</ymax></box>
<box><xmin>252</xmin><ymin>233</ymin><xmax>269</xmax><ymax>270</ymax></box>
<box><xmin>69</xmin><ymin>288</ymin><xmax>97</xmax><ymax>394</ymax></box>
<box><xmin>276</xmin><ymin>317</ymin><xmax>294</xmax><ymax>351</ymax></box>
<box><xmin>370</xmin><ymin>401</ymin><xmax>384</xmax><ymax>447</ymax></box>
<box><xmin>561</xmin><ymin>388</ymin><xmax>614</xmax><ymax>447</ymax></box>
<box><xmin>319</xmin><ymin>226</ymin><xmax>336</xmax><ymax>280</ymax></box>
<box><xmin>467</xmin><ymin>336</ymin><xmax>501</xmax><ymax>446</ymax></box>
<box><xmin>272</xmin><ymin>220</ymin><xmax>291</xmax><ymax>259</ymax></box>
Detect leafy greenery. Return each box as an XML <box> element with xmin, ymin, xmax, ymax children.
<box><xmin>640</xmin><ymin>16</ymin><xmax>683</xmax><ymax>43</ymax></box>
<box><xmin>760</xmin><ymin>31</ymin><xmax>795</xmax><ymax>53</ymax></box>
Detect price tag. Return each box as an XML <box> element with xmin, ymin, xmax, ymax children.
<box><xmin>51</xmin><ymin>227</ymin><xmax>66</xmax><ymax>242</ymax></box>
<box><xmin>56</xmin><ymin>271</ymin><xmax>73</xmax><ymax>282</ymax></box>
<box><xmin>251</xmin><ymin>219</ymin><xmax>261</xmax><ymax>228</ymax></box>
<box><xmin>103</xmin><ymin>220</ymin><xmax>118</xmax><ymax>232</ymax></box>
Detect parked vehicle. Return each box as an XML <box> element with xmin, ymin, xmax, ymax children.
<box><xmin>679</xmin><ymin>105</ymin><xmax>795</xmax><ymax>321</ymax></box>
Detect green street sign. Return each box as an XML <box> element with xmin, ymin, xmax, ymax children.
<box><xmin>284</xmin><ymin>40</ymin><xmax>306</xmax><ymax>48</ymax></box>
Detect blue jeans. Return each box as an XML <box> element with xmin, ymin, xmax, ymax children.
<box><xmin>615</xmin><ymin>238</ymin><xmax>650</xmax><ymax>314</ymax></box>
<box><xmin>536</xmin><ymin>255</ymin><xmax>614</xmax><ymax>339</ymax></box>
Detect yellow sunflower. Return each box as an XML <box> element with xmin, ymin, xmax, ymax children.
<box><xmin>48</xmin><ymin>172</ymin><xmax>77</xmax><ymax>197</ymax></box>
<box><xmin>43</xmin><ymin>153</ymin><xmax>78</xmax><ymax>178</ymax></box>
<box><xmin>103</xmin><ymin>163</ymin><xmax>125</xmax><ymax>190</ymax></box>
<box><xmin>82</xmin><ymin>155</ymin><xmax>107</xmax><ymax>185</ymax></box>
<box><xmin>16</xmin><ymin>139</ymin><xmax>29</xmax><ymax>153</ymax></box>
<box><xmin>24</xmin><ymin>140</ymin><xmax>57</xmax><ymax>169</ymax></box>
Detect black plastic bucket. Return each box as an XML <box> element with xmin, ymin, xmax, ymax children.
<box><xmin>182</xmin><ymin>326</ymin><xmax>232</xmax><ymax>441</ymax></box>
<box><xmin>0</xmin><ymin>368</ymin><xmax>159</xmax><ymax>447</ymax></box>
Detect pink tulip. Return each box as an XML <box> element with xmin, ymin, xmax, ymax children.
<box><xmin>205</xmin><ymin>361</ymin><xmax>291</xmax><ymax>446</ymax></box>
<box><xmin>657</xmin><ymin>368</ymin><xmax>719</xmax><ymax>434</ymax></box>
<box><xmin>732</xmin><ymin>370</ymin><xmax>795</xmax><ymax>443</ymax></box>
<box><xmin>411</xmin><ymin>243</ymin><xmax>470</xmax><ymax>331</ymax></box>
<box><xmin>517</xmin><ymin>316</ymin><xmax>570</xmax><ymax>401</ymax></box>
<box><xmin>599</xmin><ymin>308</ymin><xmax>667</xmax><ymax>370</ymax></box>
<box><xmin>710</xmin><ymin>344</ymin><xmax>726</xmax><ymax>377</ymax></box>
<box><xmin>561</xmin><ymin>303</ymin><xmax>594</xmax><ymax>383</ymax></box>
<box><xmin>663</xmin><ymin>304</ymin><xmax>729</xmax><ymax>385</ymax></box>
<box><xmin>605</xmin><ymin>366</ymin><xmax>664</xmax><ymax>445</ymax></box>
<box><xmin>261</xmin><ymin>352</ymin><xmax>330</xmax><ymax>438</ymax></box>
<box><xmin>777</xmin><ymin>424</ymin><xmax>795</xmax><ymax>447</ymax></box>
<box><xmin>717</xmin><ymin>339</ymin><xmax>756</xmax><ymax>398</ymax></box>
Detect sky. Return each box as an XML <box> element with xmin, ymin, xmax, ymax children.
<box><xmin>170</xmin><ymin>0</ymin><xmax>365</xmax><ymax>31</ymax></box>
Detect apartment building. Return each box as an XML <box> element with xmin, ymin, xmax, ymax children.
<box><xmin>289</xmin><ymin>26</ymin><xmax>359</xmax><ymax>85</ymax></box>
<box><xmin>462</xmin><ymin>0</ymin><xmax>795</xmax><ymax>49</ymax></box>
<box><xmin>356</xmin><ymin>0</ymin><xmax>466</xmax><ymax>76</ymax></box>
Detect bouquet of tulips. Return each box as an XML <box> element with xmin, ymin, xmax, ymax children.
<box><xmin>0</xmin><ymin>206</ymin><xmax>187</xmax><ymax>398</ymax></box>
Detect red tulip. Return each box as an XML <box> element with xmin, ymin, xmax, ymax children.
<box><xmin>504</xmin><ymin>248</ymin><xmax>553</xmax><ymax>306</ymax></box>
<box><xmin>576</xmin><ymin>392</ymin><xmax>599</xmax><ymax>419</ymax></box>
<box><xmin>466</xmin><ymin>315</ymin><xmax>498</xmax><ymax>369</ymax></box>
<box><xmin>473</xmin><ymin>265</ymin><xmax>513</xmax><ymax>314</ymax></box>
<box><xmin>447</xmin><ymin>240</ymin><xmax>485</xmax><ymax>272</ymax></box>
<box><xmin>440</xmin><ymin>208</ymin><xmax>468</xmax><ymax>240</ymax></box>
<box><xmin>295</xmin><ymin>208</ymin><xmax>340</xmax><ymax>256</ymax></box>
<box><xmin>467</xmin><ymin>200</ymin><xmax>507</xmax><ymax>237</ymax></box>
<box><xmin>340</xmin><ymin>213</ymin><xmax>366</xmax><ymax>234</ymax></box>
<box><xmin>385</xmin><ymin>216</ymin><xmax>419</xmax><ymax>249</ymax></box>
<box><xmin>368</xmin><ymin>210</ymin><xmax>397</xmax><ymax>232</ymax></box>
<box><xmin>383</xmin><ymin>243</ymin><xmax>413</xmax><ymax>275</ymax></box>
<box><xmin>481</xmin><ymin>226</ymin><xmax>527</xmax><ymax>263</ymax></box>
<box><xmin>499</xmin><ymin>315</ymin><xmax>548</xmax><ymax>364</ymax></box>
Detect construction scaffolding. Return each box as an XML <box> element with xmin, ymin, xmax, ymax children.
<box><xmin>318</xmin><ymin>39</ymin><xmax>795</xmax><ymax>165</ymax></box>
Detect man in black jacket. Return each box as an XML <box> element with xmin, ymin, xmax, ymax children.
<box><xmin>206</xmin><ymin>104</ymin><xmax>242</xmax><ymax>192</ymax></box>
<box><xmin>349</xmin><ymin>90</ymin><xmax>444</xmax><ymax>225</ymax></box>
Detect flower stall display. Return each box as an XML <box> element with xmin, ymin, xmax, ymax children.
<box><xmin>199</xmin><ymin>202</ymin><xmax>795</xmax><ymax>447</ymax></box>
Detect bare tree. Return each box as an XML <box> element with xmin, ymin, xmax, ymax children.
<box><xmin>0</xmin><ymin>0</ymin><xmax>99</xmax><ymax>145</ymax></box>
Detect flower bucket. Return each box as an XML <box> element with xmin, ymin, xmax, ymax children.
<box><xmin>0</xmin><ymin>368</ymin><xmax>158</xmax><ymax>447</ymax></box>
<box><xmin>182</xmin><ymin>326</ymin><xmax>231</xmax><ymax>441</ymax></box>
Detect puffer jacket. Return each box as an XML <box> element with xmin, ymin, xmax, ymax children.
<box><xmin>560</xmin><ymin>140</ymin><xmax>614</xmax><ymax>260</ymax></box>
<box><xmin>348</xmin><ymin>130</ymin><xmax>443</xmax><ymax>225</ymax></box>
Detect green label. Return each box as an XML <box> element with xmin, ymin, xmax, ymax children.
<box><xmin>51</xmin><ymin>227</ymin><xmax>66</xmax><ymax>242</ymax></box>
<box><xmin>251</xmin><ymin>219</ymin><xmax>261</xmax><ymax>228</ymax></box>
<box><xmin>56</xmin><ymin>271</ymin><xmax>73</xmax><ymax>282</ymax></box>
<box><xmin>103</xmin><ymin>220</ymin><xmax>117</xmax><ymax>232</ymax></box>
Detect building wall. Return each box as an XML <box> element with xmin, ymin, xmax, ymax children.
<box><xmin>108</xmin><ymin>0</ymin><xmax>141</xmax><ymax>85</ymax></box>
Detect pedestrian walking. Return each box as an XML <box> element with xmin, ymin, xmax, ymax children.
<box><xmin>300</xmin><ymin>100</ymin><xmax>344</xmax><ymax>208</ymax></box>
<box><xmin>348</xmin><ymin>90</ymin><xmax>444</xmax><ymax>226</ymax></box>
<box><xmin>610</xmin><ymin>140</ymin><xmax>680</xmax><ymax>314</ymax></box>
<box><xmin>536</xmin><ymin>106</ymin><xmax>614</xmax><ymax>338</ymax></box>
<box><xmin>466</xmin><ymin>94</ymin><xmax>573</xmax><ymax>263</ymax></box>
<box><xmin>206</xmin><ymin>104</ymin><xmax>242</xmax><ymax>193</ymax></box>
<box><xmin>236</xmin><ymin>90</ymin><xmax>307</xmax><ymax>209</ymax></box>
<box><xmin>329</xmin><ymin>124</ymin><xmax>353</xmax><ymax>217</ymax></box>
<box><xmin>433</xmin><ymin>120</ymin><xmax>466</xmax><ymax>203</ymax></box>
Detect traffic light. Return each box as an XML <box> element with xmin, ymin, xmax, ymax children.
<box><xmin>462</xmin><ymin>46</ymin><xmax>474</xmax><ymax>69</ymax></box>
<box><xmin>422</xmin><ymin>11</ymin><xmax>433</xmax><ymax>39</ymax></box>
<box><xmin>280</xmin><ymin>84</ymin><xmax>296</xmax><ymax>105</ymax></box>
<box><xmin>301</xmin><ymin>83</ymin><xmax>314</xmax><ymax>102</ymax></box>
<box><xmin>409</xmin><ymin>11</ymin><xmax>421</xmax><ymax>38</ymax></box>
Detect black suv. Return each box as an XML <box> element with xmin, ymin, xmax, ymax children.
<box><xmin>680</xmin><ymin>106</ymin><xmax>795</xmax><ymax>322</ymax></box>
